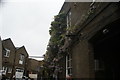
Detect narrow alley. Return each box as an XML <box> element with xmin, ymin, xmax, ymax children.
<box><xmin>0</xmin><ymin>1</ymin><xmax>120</xmax><ymax>80</ymax></box>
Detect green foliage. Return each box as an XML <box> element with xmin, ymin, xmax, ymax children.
<box><xmin>66</xmin><ymin>26</ymin><xmax>79</xmax><ymax>33</ymax></box>
<box><xmin>49</xmin><ymin>12</ymin><xmax>66</xmax><ymax>44</ymax></box>
<box><xmin>47</xmin><ymin>12</ymin><xmax>67</xmax><ymax>58</ymax></box>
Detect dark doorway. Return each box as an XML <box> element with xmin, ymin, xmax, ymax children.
<box><xmin>90</xmin><ymin>19</ymin><xmax>120</xmax><ymax>80</ymax></box>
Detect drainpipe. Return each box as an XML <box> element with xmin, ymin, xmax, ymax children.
<box><xmin>0</xmin><ymin>37</ymin><xmax>2</xmax><ymax>80</ymax></box>
<box><xmin>24</xmin><ymin>56</ymin><xmax>27</xmax><ymax>77</ymax></box>
<box><xmin>10</xmin><ymin>48</ymin><xmax>17</xmax><ymax>80</ymax></box>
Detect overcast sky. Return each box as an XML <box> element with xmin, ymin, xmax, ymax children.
<box><xmin>0</xmin><ymin>0</ymin><xmax>65</xmax><ymax>60</ymax></box>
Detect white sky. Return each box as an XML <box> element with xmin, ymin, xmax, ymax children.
<box><xmin>0</xmin><ymin>0</ymin><xmax>65</xmax><ymax>60</ymax></box>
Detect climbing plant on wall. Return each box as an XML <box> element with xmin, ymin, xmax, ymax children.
<box><xmin>47</xmin><ymin>12</ymin><xmax>66</xmax><ymax>60</ymax></box>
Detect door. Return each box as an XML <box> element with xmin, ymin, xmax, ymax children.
<box><xmin>91</xmin><ymin>19</ymin><xmax>120</xmax><ymax>80</ymax></box>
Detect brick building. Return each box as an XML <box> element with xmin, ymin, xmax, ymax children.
<box><xmin>0</xmin><ymin>37</ymin><xmax>2</xmax><ymax>79</ymax></box>
<box><xmin>2</xmin><ymin>38</ymin><xmax>16</xmax><ymax>79</ymax></box>
<box><xmin>1</xmin><ymin>38</ymin><xmax>44</xmax><ymax>80</ymax></box>
<box><xmin>14</xmin><ymin>46</ymin><xmax>29</xmax><ymax>79</ymax></box>
<box><xmin>27</xmin><ymin>58</ymin><xmax>43</xmax><ymax>79</ymax></box>
<box><xmin>1</xmin><ymin>38</ymin><xmax>29</xmax><ymax>79</ymax></box>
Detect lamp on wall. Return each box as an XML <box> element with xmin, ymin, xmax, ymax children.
<box><xmin>74</xmin><ymin>2</ymin><xmax>77</xmax><ymax>8</ymax></box>
<box><xmin>103</xmin><ymin>28</ymin><xmax>109</xmax><ymax>34</ymax></box>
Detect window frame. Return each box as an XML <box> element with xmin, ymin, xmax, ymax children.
<box><xmin>4</xmin><ymin>48</ymin><xmax>10</xmax><ymax>57</ymax></box>
<box><xmin>66</xmin><ymin>10</ymin><xmax>72</xmax><ymax>29</ymax></box>
<box><xmin>7</xmin><ymin>67</ymin><xmax>12</xmax><ymax>73</ymax></box>
<box><xmin>66</xmin><ymin>52</ymin><xmax>72</xmax><ymax>77</ymax></box>
<box><xmin>94</xmin><ymin>59</ymin><xmax>105</xmax><ymax>71</ymax></box>
<box><xmin>19</xmin><ymin>54</ymin><xmax>25</xmax><ymax>65</ymax></box>
<box><xmin>2</xmin><ymin>66</ymin><xmax>7</xmax><ymax>75</ymax></box>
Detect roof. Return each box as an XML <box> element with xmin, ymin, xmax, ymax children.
<box><xmin>2</xmin><ymin>38</ymin><xmax>16</xmax><ymax>49</ymax></box>
<box><xmin>16</xmin><ymin>46</ymin><xmax>29</xmax><ymax>57</ymax></box>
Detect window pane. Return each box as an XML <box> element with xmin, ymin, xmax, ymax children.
<box><xmin>4</xmin><ymin>48</ymin><xmax>10</xmax><ymax>57</ymax></box>
<box><xmin>19</xmin><ymin>54</ymin><xmax>25</xmax><ymax>64</ymax></box>
<box><xmin>8</xmin><ymin>68</ymin><xmax>12</xmax><ymax>73</ymax></box>
<box><xmin>66</xmin><ymin>53</ymin><xmax>72</xmax><ymax>76</ymax></box>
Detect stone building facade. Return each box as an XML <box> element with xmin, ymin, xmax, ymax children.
<box><xmin>46</xmin><ymin>2</ymin><xmax>120</xmax><ymax>79</ymax></box>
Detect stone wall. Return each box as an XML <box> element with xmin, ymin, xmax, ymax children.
<box><xmin>60</xmin><ymin>2</ymin><xmax>120</xmax><ymax>79</ymax></box>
